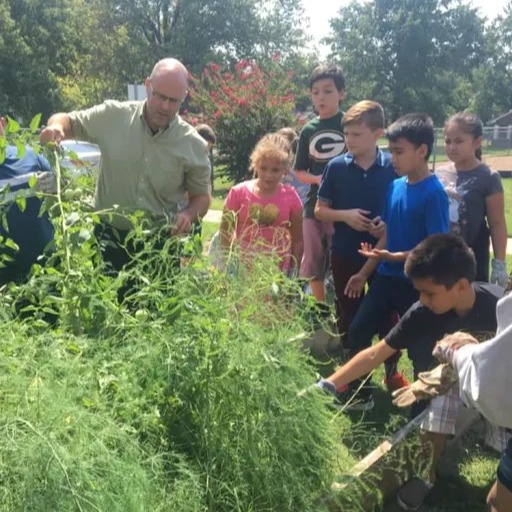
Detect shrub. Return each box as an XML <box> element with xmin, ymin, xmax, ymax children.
<box><xmin>187</xmin><ymin>59</ymin><xmax>301</xmax><ymax>183</ymax></box>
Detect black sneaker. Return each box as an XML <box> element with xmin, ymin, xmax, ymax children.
<box><xmin>316</xmin><ymin>379</ymin><xmax>374</xmax><ymax>412</ymax></box>
<box><xmin>396</xmin><ymin>477</ymin><xmax>433</xmax><ymax>510</ymax></box>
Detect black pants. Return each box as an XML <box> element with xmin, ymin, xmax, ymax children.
<box><xmin>346</xmin><ymin>274</ymin><xmax>419</xmax><ymax>394</ymax></box>
<box><xmin>94</xmin><ymin>222</ymin><xmax>180</xmax><ymax>302</ymax></box>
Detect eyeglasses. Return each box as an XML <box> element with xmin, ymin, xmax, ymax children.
<box><xmin>149</xmin><ymin>82</ymin><xmax>186</xmax><ymax>106</ymax></box>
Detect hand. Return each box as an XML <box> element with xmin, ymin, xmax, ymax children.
<box><xmin>342</xmin><ymin>209</ymin><xmax>372</xmax><ymax>231</ymax></box>
<box><xmin>391</xmin><ymin>364</ymin><xmax>458</xmax><ymax>407</ymax></box>
<box><xmin>432</xmin><ymin>331</ymin><xmax>478</xmax><ymax>365</ymax></box>
<box><xmin>344</xmin><ymin>272</ymin><xmax>367</xmax><ymax>298</ymax></box>
<box><xmin>172</xmin><ymin>211</ymin><xmax>193</xmax><ymax>235</ymax></box>
<box><xmin>368</xmin><ymin>216</ymin><xmax>386</xmax><ymax>238</ymax></box>
<box><xmin>490</xmin><ymin>259</ymin><xmax>508</xmax><ymax>288</ymax></box>
<box><xmin>359</xmin><ymin>243</ymin><xmax>402</xmax><ymax>261</ymax></box>
<box><xmin>39</xmin><ymin>126</ymin><xmax>64</xmax><ymax>145</ymax></box>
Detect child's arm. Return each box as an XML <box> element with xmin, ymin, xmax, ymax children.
<box><xmin>289</xmin><ymin>209</ymin><xmax>303</xmax><ymax>272</ymax></box>
<box><xmin>326</xmin><ymin>340</ymin><xmax>397</xmax><ymax>390</ymax></box>
<box><xmin>315</xmin><ymin>199</ymin><xmax>372</xmax><ymax>231</ymax></box>
<box><xmin>345</xmin><ymin>230</ymin><xmax>387</xmax><ymax>298</ymax></box>
<box><xmin>295</xmin><ymin>169</ymin><xmax>321</xmax><ymax>185</ymax></box>
<box><xmin>359</xmin><ymin>243</ymin><xmax>408</xmax><ymax>262</ymax></box>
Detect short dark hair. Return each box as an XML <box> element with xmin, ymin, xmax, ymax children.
<box><xmin>309</xmin><ymin>63</ymin><xmax>345</xmax><ymax>91</ymax></box>
<box><xmin>405</xmin><ymin>234</ymin><xmax>476</xmax><ymax>287</ymax></box>
<box><xmin>386</xmin><ymin>113</ymin><xmax>435</xmax><ymax>160</ymax></box>
<box><xmin>195</xmin><ymin>123</ymin><xmax>216</xmax><ymax>144</ymax></box>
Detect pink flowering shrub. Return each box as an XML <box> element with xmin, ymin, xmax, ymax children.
<box><xmin>187</xmin><ymin>60</ymin><xmax>301</xmax><ymax>183</ymax></box>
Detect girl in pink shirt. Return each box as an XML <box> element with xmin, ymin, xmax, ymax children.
<box><xmin>220</xmin><ymin>133</ymin><xmax>303</xmax><ymax>273</ymax></box>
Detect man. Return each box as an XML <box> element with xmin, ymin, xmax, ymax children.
<box><xmin>40</xmin><ymin>58</ymin><xmax>211</xmax><ymax>272</ymax></box>
<box><xmin>0</xmin><ymin>116</ymin><xmax>55</xmax><ymax>285</ymax></box>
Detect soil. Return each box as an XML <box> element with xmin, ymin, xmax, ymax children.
<box><xmin>481</xmin><ymin>155</ymin><xmax>512</xmax><ymax>171</ymax></box>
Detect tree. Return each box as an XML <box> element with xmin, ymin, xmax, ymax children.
<box><xmin>326</xmin><ymin>0</ymin><xmax>486</xmax><ymax>123</ymax></box>
<box><xmin>468</xmin><ymin>1</ymin><xmax>512</xmax><ymax>121</ymax></box>
<box><xmin>105</xmin><ymin>0</ymin><xmax>308</xmax><ymax>72</ymax></box>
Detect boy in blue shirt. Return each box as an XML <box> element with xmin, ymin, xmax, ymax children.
<box><xmin>326</xmin><ymin>113</ymin><xmax>450</xmax><ymax>411</ymax></box>
<box><xmin>315</xmin><ymin>100</ymin><xmax>405</xmax><ymax>391</ymax></box>
<box><xmin>293</xmin><ymin>63</ymin><xmax>346</xmax><ymax>304</ymax></box>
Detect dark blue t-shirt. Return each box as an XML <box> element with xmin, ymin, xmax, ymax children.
<box><xmin>379</xmin><ymin>174</ymin><xmax>449</xmax><ymax>278</ymax></box>
<box><xmin>318</xmin><ymin>149</ymin><xmax>397</xmax><ymax>264</ymax></box>
<box><xmin>0</xmin><ymin>146</ymin><xmax>55</xmax><ymax>275</ymax></box>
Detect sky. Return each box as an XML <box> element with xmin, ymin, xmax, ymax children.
<box><xmin>303</xmin><ymin>0</ymin><xmax>510</xmax><ymax>55</ymax></box>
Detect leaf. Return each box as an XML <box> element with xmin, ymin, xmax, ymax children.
<box><xmin>29</xmin><ymin>114</ymin><xmax>42</xmax><ymax>133</ymax></box>
<box><xmin>82</xmin><ymin>397</ymin><xmax>96</xmax><ymax>408</ymax></box>
<box><xmin>6</xmin><ymin>116</ymin><xmax>19</xmax><ymax>134</ymax></box>
<box><xmin>15</xmin><ymin>196</ymin><xmax>26</xmax><ymax>212</ymax></box>
<box><xmin>65</xmin><ymin>211</ymin><xmax>80</xmax><ymax>226</ymax></box>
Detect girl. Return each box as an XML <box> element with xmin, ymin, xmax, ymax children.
<box><xmin>436</xmin><ymin>112</ymin><xmax>508</xmax><ymax>286</ymax></box>
<box><xmin>219</xmin><ymin>133</ymin><xmax>303</xmax><ymax>274</ymax></box>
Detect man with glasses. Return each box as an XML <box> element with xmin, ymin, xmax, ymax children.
<box><xmin>39</xmin><ymin>58</ymin><xmax>211</xmax><ymax>275</ymax></box>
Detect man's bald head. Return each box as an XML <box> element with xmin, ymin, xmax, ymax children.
<box><xmin>149</xmin><ymin>58</ymin><xmax>189</xmax><ymax>87</ymax></box>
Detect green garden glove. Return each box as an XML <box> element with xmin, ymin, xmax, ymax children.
<box><xmin>391</xmin><ymin>364</ymin><xmax>458</xmax><ymax>408</ymax></box>
<box><xmin>491</xmin><ymin>258</ymin><xmax>508</xmax><ymax>288</ymax></box>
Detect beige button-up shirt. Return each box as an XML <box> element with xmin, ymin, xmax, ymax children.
<box><xmin>69</xmin><ymin>100</ymin><xmax>210</xmax><ymax>229</ymax></box>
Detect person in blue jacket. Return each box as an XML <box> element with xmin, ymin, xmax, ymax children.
<box><xmin>0</xmin><ymin>117</ymin><xmax>55</xmax><ymax>285</ymax></box>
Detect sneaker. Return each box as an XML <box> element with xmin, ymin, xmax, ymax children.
<box><xmin>384</xmin><ymin>372</ymin><xmax>410</xmax><ymax>392</ymax></box>
<box><xmin>396</xmin><ymin>477</ymin><xmax>434</xmax><ymax>511</ymax></box>
<box><xmin>316</xmin><ymin>379</ymin><xmax>374</xmax><ymax>412</ymax></box>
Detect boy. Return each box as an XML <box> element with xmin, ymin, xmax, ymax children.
<box><xmin>318</xmin><ymin>234</ymin><xmax>502</xmax><ymax>510</ymax></box>
<box><xmin>335</xmin><ymin>113</ymin><xmax>449</xmax><ymax>411</ymax></box>
<box><xmin>293</xmin><ymin>63</ymin><xmax>346</xmax><ymax>304</ymax></box>
<box><xmin>315</xmin><ymin>100</ymin><xmax>405</xmax><ymax>390</ymax></box>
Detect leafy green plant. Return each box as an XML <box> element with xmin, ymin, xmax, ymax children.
<box><xmin>0</xmin><ymin>123</ymin><xmax>360</xmax><ymax>511</ymax></box>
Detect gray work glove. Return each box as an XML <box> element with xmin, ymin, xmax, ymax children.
<box><xmin>490</xmin><ymin>258</ymin><xmax>508</xmax><ymax>288</ymax></box>
<box><xmin>35</xmin><ymin>171</ymin><xmax>57</xmax><ymax>194</ymax></box>
<box><xmin>391</xmin><ymin>364</ymin><xmax>458</xmax><ymax>407</ymax></box>
<box><xmin>432</xmin><ymin>331</ymin><xmax>479</xmax><ymax>365</ymax></box>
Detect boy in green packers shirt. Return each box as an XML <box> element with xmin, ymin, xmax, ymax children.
<box><xmin>293</xmin><ymin>63</ymin><xmax>346</xmax><ymax>304</ymax></box>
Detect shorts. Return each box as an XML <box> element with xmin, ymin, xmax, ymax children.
<box><xmin>421</xmin><ymin>383</ymin><xmax>511</xmax><ymax>450</ymax></box>
<box><xmin>498</xmin><ymin>436</ymin><xmax>512</xmax><ymax>492</ymax></box>
<box><xmin>300</xmin><ymin>218</ymin><xmax>333</xmax><ymax>281</ymax></box>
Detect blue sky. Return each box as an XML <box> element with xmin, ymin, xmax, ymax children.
<box><xmin>302</xmin><ymin>0</ymin><xmax>510</xmax><ymax>55</ymax></box>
